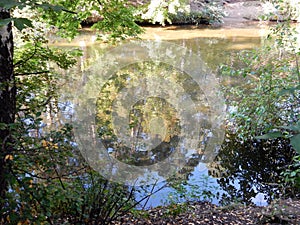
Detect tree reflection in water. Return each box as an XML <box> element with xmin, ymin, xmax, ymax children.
<box><xmin>96</xmin><ymin>61</ymin><xmax>210</xmax><ymax>167</ymax></box>
<box><xmin>209</xmin><ymin>134</ymin><xmax>295</xmax><ymax>205</ymax></box>
<box><xmin>93</xmin><ymin>59</ymin><xmax>297</xmax><ymax>205</ymax></box>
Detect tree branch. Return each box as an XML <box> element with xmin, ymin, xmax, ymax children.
<box><xmin>15</xmin><ymin>71</ymin><xmax>50</xmax><ymax>76</ymax></box>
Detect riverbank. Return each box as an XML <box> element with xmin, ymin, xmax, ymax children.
<box><xmin>113</xmin><ymin>199</ymin><xmax>300</xmax><ymax>225</ymax></box>
<box><xmin>222</xmin><ymin>0</ymin><xmax>265</xmax><ymax>27</ymax></box>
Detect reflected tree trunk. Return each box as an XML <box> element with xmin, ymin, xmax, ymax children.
<box><xmin>0</xmin><ymin>8</ymin><xmax>15</xmax><ymax>211</ymax></box>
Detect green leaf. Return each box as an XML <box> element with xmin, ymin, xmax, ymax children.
<box><xmin>36</xmin><ymin>3</ymin><xmax>66</xmax><ymax>12</ymax></box>
<box><xmin>279</xmin><ymin>85</ymin><xmax>300</xmax><ymax>95</ymax></box>
<box><xmin>290</xmin><ymin>171</ymin><xmax>297</xmax><ymax>177</ymax></box>
<box><xmin>0</xmin><ymin>0</ymin><xmax>22</xmax><ymax>9</ymax></box>
<box><xmin>290</xmin><ymin>134</ymin><xmax>300</xmax><ymax>154</ymax></box>
<box><xmin>280</xmin><ymin>124</ymin><xmax>300</xmax><ymax>132</ymax></box>
<box><xmin>13</xmin><ymin>18</ymin><xmax>33</xmax><ymax>31</ymax></box>
<box><xmin>0</xmin><ymin>18</ymin><xmax>12</xmax><ymax>28</ymax></box>
<box><xmin>256</xmin><ymin>131</ymin><xmax>284</xmax><ymax>139</ymax></box>
<box><xmin>36</xmin><ymin>111</ymin><xmax>42</xmax><ymax>117</ymax></box>
<box><xmin>0</xmin><ymin>123</ymin><xmax>7</xmax><ymax>130</ymax></box>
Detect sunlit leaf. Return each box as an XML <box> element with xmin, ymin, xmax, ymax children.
<box><xmin>4</xmin><ymin>154</ymin><xmax>13</xmax><ymax>161</ymax></box>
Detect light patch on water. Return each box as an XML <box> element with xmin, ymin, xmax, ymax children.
<box><xmin>140</xmin><ymin>25</ymin><xmax>269</xmax><ymax>41</ymax></box>
<box><xmin>252</xmin><ymin>192</ymin><xmax>268</xmax><ymax>206</ymax></box>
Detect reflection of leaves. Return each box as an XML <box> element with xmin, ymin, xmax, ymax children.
<box><xmin>96</xmin><ymin>61</ymin><xmax>202</xmax><ymax>165</ymax></box>
<box><xmin>215</xmin><ymin>134</ymin><xmax>295</xmax><ymax>205</ymax></box>
<box><xmin>256</xmin><ymin>121</ymin><xmax>300</xmax><ymax>154</ymax></box>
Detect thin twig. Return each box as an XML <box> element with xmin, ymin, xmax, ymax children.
<box><xmin>142</xmin><ymin>179</ymin><xmax>158</xmax><ymax>210</ymax></box>
<box><xmin>48</xmin><ymin>150</ymin><xmax>66</xmax><ymax>190</ymax></box>
<box><xmin>15</xmin><ymin>71</ymin><xmax>50</xmax><ymax>76</ymax></box>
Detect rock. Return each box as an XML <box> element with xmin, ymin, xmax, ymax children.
<box><xmin>223</xmin><ymin>1</ymin><xmax>264</xmax><ymax>22</ymax></box>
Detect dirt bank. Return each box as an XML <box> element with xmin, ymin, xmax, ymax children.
<box><xmin>112</xmin><ymin>199</ymin><xmax>300</xmax><ymax>225</ymax></box>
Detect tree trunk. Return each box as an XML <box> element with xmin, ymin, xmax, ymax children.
<box><xmin>0</xmin><ymin>8</ymin><xmax>15</xmax><ymax>212</ymax></box>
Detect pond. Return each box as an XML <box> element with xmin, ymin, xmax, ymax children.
<box><xmin>52</xmin><ymin>22</ymin><xmax>295</xmax><ymax>208</ymax></box>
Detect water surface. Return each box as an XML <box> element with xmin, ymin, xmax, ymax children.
<box><xmin>54</xmin><ymin>23</ymin><xmax>294</xmax><ymax>207</ymax></box>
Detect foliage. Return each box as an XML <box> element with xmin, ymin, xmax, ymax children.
<box><xmin>220</xmin><ymin>16</ymin><xmax>300</xmax><ymax>194</ymax></box>
<box><xmin>135</xmin><ymin>0</ymin><xmax>189</xmax><ymax>25</ymax></box>
<box><xmin>0</xmin><ymin>1</ymin><xmax>173</xmax><ymax>223</ymax></box>
<box><xmin>196</xmin><ymin>1</ymin><xmax>224</xmax><ymax>24</ymax></box>
<box><xmin>0</xmin><ymin>0</ymin><xmax>143</xmax><ymax>40</ymax></box>
<box><xmin>221</xmin><ymin>17</ymin><xmax>300</xmax><ymax>137</ymax></box>
<box><xmin>6</xmin><ymin>0</ymin><xmax>300</xmax><ymax>224</ymax></box>
<box><xmin>134</xmin><ymin>0</ymin><xmax>224</xmax><ymax>25</ymax></box>
<box><xmin>261</xmin><ymin>0</ymin><xmax>300</xmax><ymax>22</ymax></box>
<box><xmin>216</xmin><ymin>133</ymin><xmax>295</xmax><ymax>205</ymax></box>
<box><xmin>253</xmin><ymin>20</ymin><xmax>300</xmax><ymax>151</ymax></box>
<box><xmin>0</xmin><ymin>0</ymin><xmax>225</xmax><ymax>222</ymax></box>
<box><xmin>169</xmin><ymin>9</ymin><xmax>223</xmax><ymax>25</ymax></box>
<box><xmin>42</xmin><ymin>0</ymin><xmax>143</xmax><ymax>41</ymax></box>
<box><xmin>0</xmin><ymin>25</ymin><xmax>145</xmax><ymax>224</ymax></box>
<box><xmin>90</xmin><ymin>0</ymin><xmax>143</xmax><ymax>41</ymax></box>
<box><xmin>220</xmin><ymin>47</ymin><xmax>300</xmax><ymax>140</ymax></box>
<box><xmin>256</xmin><ymin>121</ymin><xmax>300</xmax><ymax>154</ymax></box>
<box><xmin>281</xmin><ymin>155</ymin><xmax>300</xmax><ymax>195</ymax></box>
<box><xmin>168</xmin><ymin>11</ymin><xmax>205</xmax><ymax>25</ymax></box>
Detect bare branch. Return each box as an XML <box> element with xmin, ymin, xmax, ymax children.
<box><xmin>15</xmin><ymin>71</ymin><xmax>50</xmax><ymax>76</ymax></box>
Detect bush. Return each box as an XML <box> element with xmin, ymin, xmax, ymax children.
<box><xmin>220</xmin><ymin>20</ymin><xmax>300</xmax><ymax>195</ymax></box>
